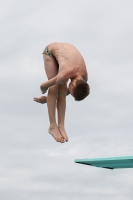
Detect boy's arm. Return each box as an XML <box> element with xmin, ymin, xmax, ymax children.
<box><xmin>40</xmin><ymin>74</ymin><xmax>67</xmax><ymax>94</ymax></box>
<box><xmin>40</xmin><ymin>76</ymin><xmax>57</xmax><ymax>94</ymax></box>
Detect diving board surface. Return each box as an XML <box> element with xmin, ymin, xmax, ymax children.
<box><xmin>75</xmin><ymin>156</ymin><xmax>133</xmax><ymax>169</ymax></box>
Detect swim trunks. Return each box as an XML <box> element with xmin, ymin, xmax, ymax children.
<box><xmin>42</xmin><ymin>45</ymin><xmax>59</xmax><ymax>68</ymax></box>
<box><xmin>42</xmin><ymin>45</ymin><xmax>54</xmax><ymax>58</ymax></box>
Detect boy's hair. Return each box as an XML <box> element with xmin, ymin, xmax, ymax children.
<box><xmin>73</xmin><ymin>79</ymin><xmax>90</xmax><ymax>101</ymax></box>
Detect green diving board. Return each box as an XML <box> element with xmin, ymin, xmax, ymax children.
<box><xmin>75</xmin><ymin>156</ymin><xmax>133</xmax><ymax>169</ymax></box>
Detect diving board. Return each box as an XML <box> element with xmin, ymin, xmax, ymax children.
<box><xmin>75</xmin><ymin>156</ymin><xmax>133</xmax><ymax>169</ymax></box>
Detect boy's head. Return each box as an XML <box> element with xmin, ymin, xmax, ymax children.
<box><xmin>69</xmin><ymin>79</ymin><xmax>90</xmax><ymax>101</ymax></box>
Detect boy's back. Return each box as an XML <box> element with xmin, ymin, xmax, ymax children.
<box><xmin>49</xmin><ymin>42</ymin><xmax>88</xmax><ymax>81</ymax></box>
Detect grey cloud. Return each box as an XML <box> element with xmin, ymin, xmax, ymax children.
<box><xmin>1</xmin><ymin>0</ymin><xmax>133</xmax><ymax>199</ymax></box>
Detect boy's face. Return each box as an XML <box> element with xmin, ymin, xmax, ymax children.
<box><xmin>68</xmin><ymin>79</ymin><xmax>76</xmax><ymax>96</ymax></box>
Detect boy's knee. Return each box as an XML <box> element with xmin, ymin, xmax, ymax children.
<box><xmin>49</xmin><ymin>85</ymin><xmax>58</xmax><ymax>94</ymax></box>
<box><xmin>58</xmin><ymin>84</ymin><xmax>67</xmax><ymax>96</ymax></box>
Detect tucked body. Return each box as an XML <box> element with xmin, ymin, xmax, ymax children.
<box><xmin>34</xmin><ymin>42</ymin><xmax>90</xmax><ymax>143</ymax></box>
<box><xmin>40</xmin><ymin>42</ymin><xmax>88</xmax><ymax>98</ymax></box>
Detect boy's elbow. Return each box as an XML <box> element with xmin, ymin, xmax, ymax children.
<box><xmin>55</xmin><ymin>74</ymin><xmax>67</xmax><ymax>85</ymax></box>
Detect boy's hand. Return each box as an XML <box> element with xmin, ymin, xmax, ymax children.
<box><xmin>33</xmin><ymin>96</ymin><xmax>47</xmax><ymax>104</ymax></box>
<box><xmin>40</xmin><ymin>84</ymin><xmax>48</xmax><ymax>94</ymax></box>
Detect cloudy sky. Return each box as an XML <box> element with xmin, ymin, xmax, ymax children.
<box><xmin>1</xmin><ymin>0</ymin><xmax>133</xmax><ymax>199</ymax></box>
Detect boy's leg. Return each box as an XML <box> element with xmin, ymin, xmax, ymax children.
<box><xmin>47</xmin><ymin>85</ymin><xmax>64</xmax><ymax>143</ymax></box>
<box><xmin>42</xmin><ymin>54</ymin><xmax>64</xmax><ymax>143</ymax></box>
<box><xmin>57</xmin><ymin>84</ymin><xmax>68</xmax><ymax>142</ymax></box>
<box><xmin>34</xmin><ymin>53</ymin><xmax>64</xmax><ymax>143</ymax></box>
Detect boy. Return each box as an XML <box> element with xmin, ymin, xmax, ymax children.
<box><xmin>34</xmin><ymin>43</ymin><xmax>90</xmax><ymax>143</ymax></box>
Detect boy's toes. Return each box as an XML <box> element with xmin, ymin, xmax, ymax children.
<box><xmin>60</xmin><ymin>138</ymin><xmax>65</xmax><ymax>143</ymax></box>
<box><xmin>56</xmin><ymin>137</ymin><xmax>65</xmax><ymax>143</ymax></box>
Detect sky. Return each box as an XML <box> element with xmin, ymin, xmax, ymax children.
<box><xmin>0</xmin><ymin>0</ymin><xmax>133</xmax><ymax>199</ymax></box>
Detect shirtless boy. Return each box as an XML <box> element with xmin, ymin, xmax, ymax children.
<box><xmin>34</xmin><ymin>42</ymin><xmax>90</xmax><ymax>143</ymax></box>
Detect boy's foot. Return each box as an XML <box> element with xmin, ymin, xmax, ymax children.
<box><xmin>48</xmin><ymin>126</ymin><xmax>65</xmax><ymax>143</ymax></box>
<box><xmin>58</xmin><ymin>127</ymin><xmax>68</xmax><ymax>142</ymax></box>
<box><xmin>33</xmin><ymin>96</ymin><xmax>47</xmax><ymax>104</ymax></box>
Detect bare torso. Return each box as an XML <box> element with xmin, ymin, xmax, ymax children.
<box><xmin>49</xmin><ymin>42</ymin><xmax>88</xmax><ymax>82</ymax></box>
